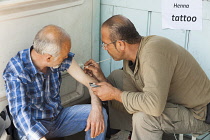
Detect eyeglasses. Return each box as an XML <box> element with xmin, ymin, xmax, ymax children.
<box><xmin>101</xmin><ymin>40</ymin><xmax>126</xmax><ymax>50</ymax></box>
<box><xmin>101</xmin><ymin>41</ymin><xmax>117</xmax><ymax>49</ymax></box>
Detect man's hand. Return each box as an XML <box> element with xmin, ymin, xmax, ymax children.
<box><xmin>40</xmin><ymin>137</ymin><xmax>47</xmax><ymax>140</ymax></box>
<box><xmin>84</xmin><ymin>108</ymin><xmax>105</xmax><ymax>138</ymax></box>
<box><xmin>84</xmin><ymin>59</ymin><xmax>107</xmax><ymax>82</ymax></box>
<box><xmin>91</xmin><ymin>82</ymin><xmax>122</xmax><ymax>102</ymax></box>
<box><xmin>67</xmin><ymin>59</ymin><xmax>106</xmax><ymax>138</ymax></box>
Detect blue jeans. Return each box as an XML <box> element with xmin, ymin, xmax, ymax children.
<box><xmin>18</xmin><ymin>104</ymin><xmax>108</xmax><ymax>140</ymax></box>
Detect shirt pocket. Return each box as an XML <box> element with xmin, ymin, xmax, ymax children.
<box><xmin>133</xmin><ymin>74</ymin><xmax>144</xmax><ymax>91</ymax></box>
<box><xmin>27</xmin><ymin>91</ymin><xmax>44</xmax><ymax>105</ymax></box>
<box><xmin>27</xmin><ymin>91</ymin><xmax>45</xmax><ymax>111</ymax></box>
<box><xmin>161</xmin><ymin>103</ymin><xmax>182</xmax><ymax>132</ymax></box>
<box><xmin>26</xmin><ymin>82</ymin><xmax>44</xmax><ymax>105</ymax></box>
<box><xmin>50</xmin><ymin>86</ymin><xmax>60</xmax><ymax>99</ymax></box>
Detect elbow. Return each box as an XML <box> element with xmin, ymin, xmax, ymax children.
<box><xmin>150</xmin><ymin>111</ymin><xmax>162</xmax><ymax>117</ymax></box>
<box><xmin>149</xmin><ymin>106</ymin><xmax>164</xmax><ymax>117</ymax></box>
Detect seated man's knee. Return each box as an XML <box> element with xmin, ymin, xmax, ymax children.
<box><xmin>107</xmin><ymin>69</ymin><xmax>123</xmax><ymax>89</ymax></box>
<box><xmin>107</xmin><ymin>70</ymin><xmax>123</xmax><ymax>80</ymax></box>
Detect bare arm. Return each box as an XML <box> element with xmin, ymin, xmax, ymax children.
<box><xmin>67</xmin><ymin>58</ymin><xmax>105</xmax><ymax>138</ymax></box>
<box><xmin>67</xmin><ymin>59</ymin><xmax>102</xmax><ymax>108</ymax></box>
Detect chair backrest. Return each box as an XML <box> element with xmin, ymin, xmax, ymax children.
<box><xmin>179</xmin><ymin>133</ymin><xmax>210</xmax><ymax>140</ymax></box>
<box><xmin>0</xmin><ymin>105</ymin><xmax>20</xmax><ymax>140</ymax></box>
<box><xmin>0</xmin><ymin>105</ymin><xmax>11</xmax><ymax>137</ymax></box>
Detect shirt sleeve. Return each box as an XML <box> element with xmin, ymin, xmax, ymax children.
<box><xmin>5</xmin><ymin>76</ymin><xmax>48</xmax><ymax>140</ymax></box>
<box><xmin>122</xmin><ymin>52</ymin><xmax>175</xmax><ymax>116</ymax></box>
<box><xmin>58</xmin><ymin>52</ymin><xmax>75</xmax><ymax>71</ymax></box>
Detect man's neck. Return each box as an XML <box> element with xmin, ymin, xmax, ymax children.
<box><xmin>126</xmin><ymin>42</ymin><xmax>140</xmax><ymax>63</ymax></box>
<box><xmin>31</xmin><ymin>49</ymin><xmax>48</xmax><ymax>73</ymax></box>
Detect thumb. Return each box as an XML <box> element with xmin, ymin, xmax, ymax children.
<box><xmin>85</xmin><ymin>65</ymin><xmax>97</xmax><ymax>71</ymax></box>
<box><xmin>96</xmin><ymin>82</ymin><xmax>106</xmax><ymax>86</ymax></box>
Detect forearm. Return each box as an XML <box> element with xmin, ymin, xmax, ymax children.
<box><xmin>121</xmin><ymin>90</ymin><xmax>166</xmax><ymax>116</ymax></box>
<box><xmin>89</xmin><ymin>90</ymin><xmax>102</xmax><ymax>110</ymax></box>
<box><xmin>68</xmin><ymin>59</ymin><xmax>103</xmax><ymax>108</ymax></box>
<box><xmin>98</xmin><ymin>75</ymin><xmax>108</xmax><ymax>82</ymax></box>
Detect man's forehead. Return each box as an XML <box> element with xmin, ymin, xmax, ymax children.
<box><xmin>101</xmin><ymin>26</ymin><xmax>109</xmax><ymax>32</ymax></box>
<box><xmin>101</xmin><ymin>27</ymin><xmax>110</xmax><ymax>37</ymax></box>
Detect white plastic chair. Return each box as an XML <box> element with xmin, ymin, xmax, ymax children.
<box><xmin>179</xmin><ymin>133</ymin><xmax>209</xmax><ymax>140</ymax></box>
<box><xmin>179</xmin><ymin>134</ymin><xmax>196</xmax><ymax>140</ymax></box>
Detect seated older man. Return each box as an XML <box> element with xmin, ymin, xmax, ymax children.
<box><xmin>3</xmin><ymin>25</ymin><xmax>107</xmax><ymax>140</ymax></box>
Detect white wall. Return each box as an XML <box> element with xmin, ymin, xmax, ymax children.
<box><xmin>0</xmin><ymin>0</ymin><xmax>100</xmax><ymax>111</ymax></box>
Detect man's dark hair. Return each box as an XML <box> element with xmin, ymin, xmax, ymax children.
<box><xmin>102</xmin><ymin>15</ymin><xmax>141</xmax><ymax>44</ymax></box>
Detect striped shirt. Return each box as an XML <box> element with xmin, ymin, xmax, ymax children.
<box><xmin>3</xmin><ymin>47</ymin><xmax>74</xmax><ymax>140</ymax></box>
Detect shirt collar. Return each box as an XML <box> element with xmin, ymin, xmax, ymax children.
<box><xmin>24</xmin><ymin>46</ymin><xmax>39</xmax><ymax>75</ymax></box>
<box><xmin>133</xmin><ymin>41</ymin><xmax>142</xmax><ymax>75</ymax></box>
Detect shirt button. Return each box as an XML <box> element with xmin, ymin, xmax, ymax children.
<box><xmin>135</xmin><ymin>76</ymin><xmax>139</xmax><ymax>80</ymax></box>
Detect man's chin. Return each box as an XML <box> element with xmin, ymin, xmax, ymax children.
<box><xmin>112</xmin><ymin>57</ymin><xmax>121</xmax><ymax>61</ymax></box>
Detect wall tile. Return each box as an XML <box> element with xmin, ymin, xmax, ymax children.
<box><xmin>100</xmin><ymin>5</ymin><xmax>114</xmax><ymax>76</ymax></box>
<box><xmin>150</xmin><ymin>12</ymin><xmax>186</xmax><ymax>47</ymax></box>
<box><xmin>101</xmin><ymin>0</ymin><xmax>161</xmax><ymax>12</ymax></box>
<box><xmin>188</xmin><ymin>19</ymin><xmax>210</xmax><ymax>78</ymax></box>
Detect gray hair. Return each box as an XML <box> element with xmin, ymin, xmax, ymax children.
<box><xmin>33</xmin><ymin>25</ymin><xmax>70</xmax><ymax>57</ymax></box>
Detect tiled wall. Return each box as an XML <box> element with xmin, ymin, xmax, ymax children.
<box><xmin>100</xmin><ymin>1</ymin><xmax>210</xmax><ymax>139</ymax></box>
<box><xmin>100</xmin><ymin>0</ymin><xmax>210</xmax><ymax>79</ymax></box>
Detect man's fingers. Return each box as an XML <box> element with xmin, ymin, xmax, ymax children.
<box><xmin>85</xmin><ymin>65</ymin><xmax>97</xmax><ymax>71</ymax></box>
<box><xmin>95</xmin><ymin>82</ymin><xmax>107</xmax><ymax>86</ymax></box>
<box><xmin>87</xmin><ymin>122</ymin><xmax>104</xmax><ymax>138</ymax></box>
<box><xmin>98</xmin><ymin>123</ymin><xmax>103</xmax><ymax>137</ymax></box>
<box><xmin>84</xmin><ymin>69</ymin><xmax>93</xmax><ymax>77</ymax></box>
<box><xmin>91</xmin><ymin>123</ymin><xmax>95</xmax><ymax>138</ymax></box>
<box><xmin>84</xmin><ymin>62</ymin><xmax>100</xmax><ymax>69</ymax></box>
<box><xmin>98</xmin><ymin>123</ymin><xmax>104</xmax><ymax>136</ymax></box>
<box><xmin>91</xmin><ymin>87</ymin><xmax>99</xmax><ymax>93</ymax></box>
<box><xmin>85</xmin><ymin>122</ymin><xmax>90</xmax><ymax>132</ymax></box>
<box><xmin>93</xmin><ymin>123</ymin><xmax>100</xmax><ymax>138</ymax></box>
<box><xmin>95</xmin><ymin>123</ymin><xmax>104</xmax><ymax>137</ymax></box>
<box><xmin>84</xmin><ymin>59</ymin><xmax>96</xmax><ymax>66</ymax></box>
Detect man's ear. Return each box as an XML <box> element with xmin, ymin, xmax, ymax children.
<box><xmin>118</xmin><ymin>40</ymin><xmax>126</xmax><ymax>51</ymax></box>
<box><xmin>45</xmin><ymin>54</ymin><xmax>53</xmax><ymax>62</ymax></box>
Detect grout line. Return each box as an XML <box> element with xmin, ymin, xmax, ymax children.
<box><xmin>147</xmin><ymin>11</ymin><xmax>152</xmax><ymax>36</ymax></box>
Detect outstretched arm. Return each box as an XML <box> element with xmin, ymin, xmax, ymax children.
<box><xmin>67</xmin><ymin>58</ymin><xmax>105</xmax><ymax>138</ymax></box>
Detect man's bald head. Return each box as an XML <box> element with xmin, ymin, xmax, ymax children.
<box><xmin>33</xmin><ymin>25</ymin><xmax>71</xmax><ymax>57</ymax></box>
<box><xmin>102</xmin><ymin>15</ymin><xmax>141</xmax><ymax>44</ymax></box>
